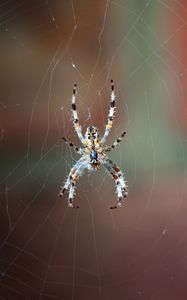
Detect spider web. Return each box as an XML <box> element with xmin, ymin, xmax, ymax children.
<box><xmin>0</xmin><ymin>0</ymin><xmax>187</xmax><ymax>299</ymax></box>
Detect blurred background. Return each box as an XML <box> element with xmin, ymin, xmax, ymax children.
<box><xmin>0</xmin><ymin>0</ymin><xmax>187</xmax><ymax>299</ymax></box>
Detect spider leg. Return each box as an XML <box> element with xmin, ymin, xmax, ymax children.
<box><xmin>71</xmin><ymin>84</ymin><xmax>85</xmax><ymax>144</ymax></box>
<box><xmin>103</xmin><ymin>157</ymin><xmax>128</xmax><ymax>209</ymax></box>
<box><xmin>58</xmin><ymin>157</ymin><xmax>84</xmax><ymax>197</ymax></box>
<box><xmin>104</xmin><ymin>131</ymin><xmax>126</xmax><ymax>152</ymax></box>
<box><xmin>58</xmin><ymin>157</ymin><xmax>87</xmax><ymax>208</ymax></box>
<box><xmin>100</xmin><ymin>80</ymin><xmax>116</xmax><ymax>144</ymax></box>
<box><xmin>62</xmin><ymin>137</ymin><xmax>83</xmax><ymax>154</ymax></box>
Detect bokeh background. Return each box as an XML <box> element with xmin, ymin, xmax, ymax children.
<box><xmin>1</xmin><ymin>0</ymin><xmax>187</xmax><ymax>299</ymax></box>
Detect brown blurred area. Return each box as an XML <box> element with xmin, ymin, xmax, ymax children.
<box><xmin>1</xmin><ymin>0</ymin><xmax>108</xmax><ymax>148</ymax></box>
<box><xmin>1</xmin><ymin>174</ymin><xmax>187</xmax><ymax>300</ymax></box>
<box><xmin>1</xmin><ymin>1</ymin><xmax>187</xmax><ymax>300</ymax></box>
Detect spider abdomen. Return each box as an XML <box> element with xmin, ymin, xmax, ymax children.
<box><xmin>90</xmin><ymin>150</ymin><xmax>98</xmax><ymax>163</ymax></box>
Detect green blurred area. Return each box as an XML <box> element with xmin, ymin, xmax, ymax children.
<box><xmin>1</xmin><ymin>0</ymin><xmax>186</xmax><ymax>183</ymax></box>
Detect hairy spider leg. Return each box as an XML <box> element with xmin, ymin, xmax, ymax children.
<box><xmin>103</xmin><ymin>157</ymin><xmax>128</xmax><ymax>209</ymax></box>
<box><xmin>100</xmin><ymin>80</ymin><xmax>116</xmax><ymax>144</ymax></box>
<box><xmin>105</xmin><ymin>131</ymin><xmax>126</xmax><ymax>152</ymax></box>
<box><xmin>71</xmin><ymin>84</ymin><xmax>85</xmax><ymax>144</ymax></box>
<box><xmin>62</xmin><ymin>137</ymin><xmax>83</xmax><ymax>154</ymax></box>
<box><xmin>59</xmin><ymin>157</ymin><xmax>87</xmax><ymax>207</ymax></box>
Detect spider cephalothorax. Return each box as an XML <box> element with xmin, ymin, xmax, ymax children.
<box><xmin>60</xmin><ymin>80</ymin><xmax>128</xmax><ymax>209</ymax></box>
<box><xmin>85</xmin><ymin>126</ymin><xmax>99</xmax><ymax>143</ymax></box>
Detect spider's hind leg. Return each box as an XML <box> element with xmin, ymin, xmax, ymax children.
<box><xmin>111</xmin><ymin>172</ymin><xmax>128</xmax><ymax>209</ymax></box>
<box><xmin>58</xmin><ymin>176</ymin><xmax>71</xmax><ymax>198</ymax></box>
<box><xmin>68</xmin><ymin>179</ymin><xmax>79</xmax><ymax>208</ymax></box>
<box><xmin>58</xmin><ymin>173</ymin><xmax>80</xmax><ymax>208</ymax></box>
<box><xmin>103</xmin><ymin>158</ymin><xmax>128</xmax><ymax>209</ymax></box>
<box><xmin>58</xmin><ymin>157</ymin><xmax>87</xmax><ymax>208</ymax></box>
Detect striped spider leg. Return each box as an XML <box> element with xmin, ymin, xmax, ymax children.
<box><xmin>59</xmin><ymin>156</ymin><xmax>88</xmax><ymax>208</ymax></box>
<box><xmin>103</xmin><ymin>157</ymin><xmax>128</xmax><ymax>209</ymax></box>
<box><xmin>71</xmin><ymin>84</ymin><xmax>85</xmax><ymax>144</ymax></box>
<box><xmin>104</xmin><ymin>131</ymin><xmax>126</xmax><ymax>152</ymax></box>
<box><xmin>62</xmin><ymin>137</ymin><xmax>83</xmax><ymax>154</ymax></box>
<box><xmin>100</xmin><ymin>80</ymin><xmax>116</xmax><ymax>144</ymax></box>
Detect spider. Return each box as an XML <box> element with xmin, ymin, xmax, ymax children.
<box><xmin>59</xmin><ymin>80</ymin><xmax>128</xmax><ymax>209</ymax></box>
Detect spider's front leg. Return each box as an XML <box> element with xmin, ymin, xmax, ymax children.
<box><xmin>58</xmin><ymin>157</ymin><xmax>87</xmax><ymax>208</ymax></box>
<box><xmin>71</xmin><ymin>84</ymin><xmax>85</xmax><ymax>144</ymax></box>
<box><xmin>100</xmin><ymin>80</ymin><xmax>116</xmax><ymax>144</ymax></box>
<box><xmin>103</xmin><ymin>157</ymin><xmax>128</xmax><ymax>209</ymax></box>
